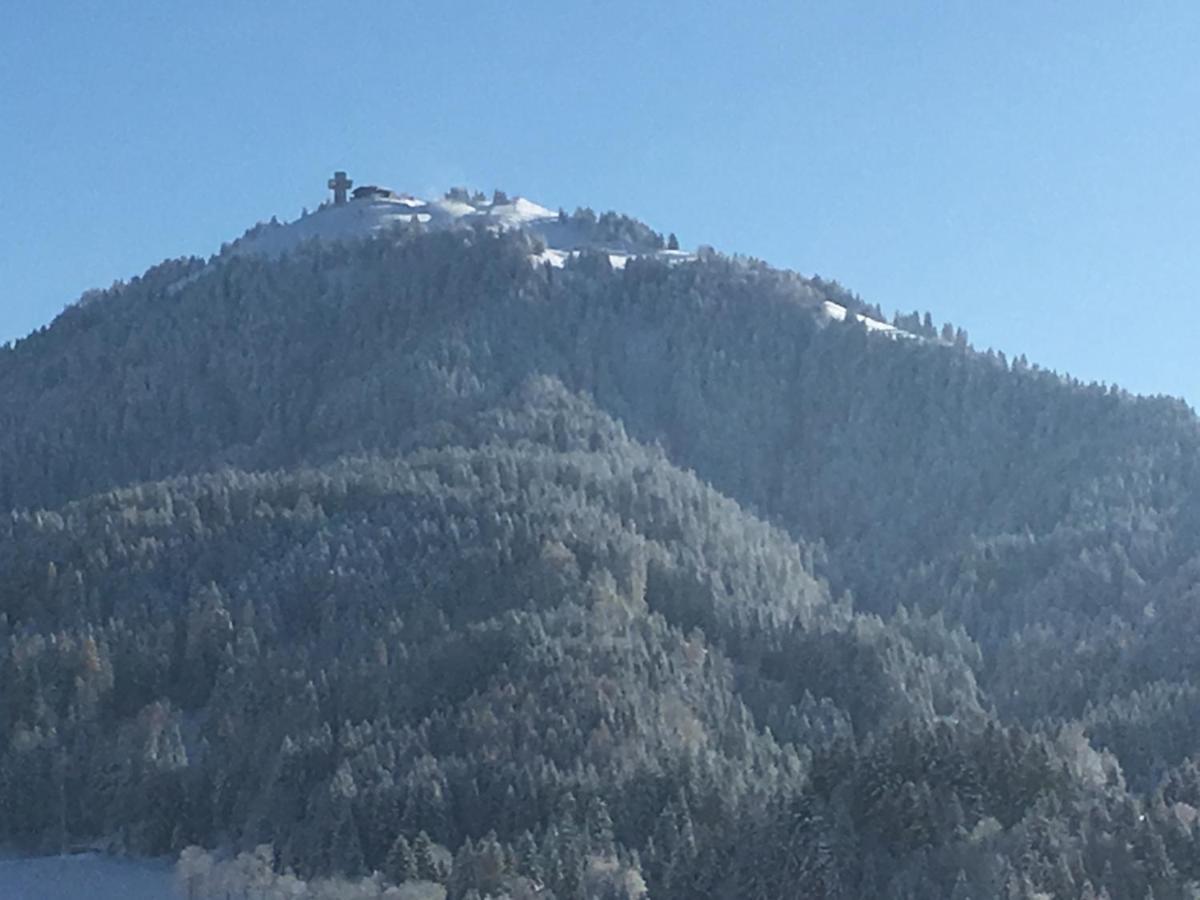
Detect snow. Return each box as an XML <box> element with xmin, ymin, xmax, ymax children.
<box><xmin>533</xmin><ymin>247</ymin><xmax>570</xmax><ymax>268</ymax></box>
<box><xmin>216</xmin><ymin>186</ymin><xmax>912</xmax><ymax>338</ymax></box>
<box><xmin>229</xmin><ymin>189</ymin><xmax>695</xmax><ymax>272</ymax></box>
<box><xmin>229</xmin><ymin>197</ymin><xmax>430</xmax><ymax>257</ymax></box>
<box><xmin>486</xmin><ymin>196</ymin><xmax>557</xmax><ymax>227</ymax></box>
<box><xmin>821</xmin><ymin>300</ymin><xmax>904</xmax><ymax>336</ymax></box>
<box><xmin>227</xmin><ymin>192</ymin><xmax>562</xmax><ymax>259</ymax></box>
<box><xmin>0</xmin><ymin>853</ymin><xmax>175</xmax><ymax>900</ymax></box>
<box><xmin>530</xmin><ymin>248</ymin><xmax>635</xmax><ymax>271</ymax></box>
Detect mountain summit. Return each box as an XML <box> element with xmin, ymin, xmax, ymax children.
<box><xmin>222</xmin><ymin>176</ymin><xmax>900</xmax><ymax>339</ymax></box>
<box><xmin>229</xmin><ymin>178</ymin><xmax>689</xmax><ymax>270</ymax></box>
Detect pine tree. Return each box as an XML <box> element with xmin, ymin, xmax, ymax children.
<box><xmin>475</xmin><ymin>831</ymin><xmax>506</xmax><ymax>893</ymax></box>
<box><xmin>448</xmin><ymin>838</ymin><xmax>477</xmax><ymax>899</ymax></box>
<box><xmin>329</xmin><ymin>802</ymin><xmax>365</xmax><ymax>877</ymax></box>
<box><xmin>586</xmin><ymin>797</ymin><xmax>616</xmax><ymax>856</ymax></box>
<box><xmin>414</xmin><ymin>829</ymin><xmax>441</xmax><ymax>882</ymax></box>
<box><xmin>385</xmin><ymin>833</ymin><xmax>418</xmax><ymax>884</ymax></box>
<box><xmin>516</xmin><ymin>830</ymin><xmax>543</xmax><ymax>883</ymax></box>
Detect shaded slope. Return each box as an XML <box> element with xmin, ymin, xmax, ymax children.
<box><xmin>0</xmin><ymin>382</ymin><xmax>990</xmax><ymax>884</ymax></box>
<box><xmin>5</xmin><ymin>223</ymin><xmax>1200</xmax><ymax>896</ymax></box>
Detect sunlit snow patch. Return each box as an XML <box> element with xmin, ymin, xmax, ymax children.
<box><xmin>229</xmin><ymin>191</ymin><xmax>694</xmax><ymax>272</ymax></box>
<box><xmin>821</xmin><ymin>300</ymin><xmax>903</xmax><ymax>335</ymax></box>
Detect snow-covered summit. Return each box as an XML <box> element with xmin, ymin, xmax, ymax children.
<box><xmin>228</xmin><ymin>188</ymin><xmax>681</xmax><ymax>271</ymax></box>
<box><xmin>228</xmin><ymin>191</ymin><xmax>549</xmax><ymax>256</ymax></box>
<box><xmin>222</xmin><ymin>180</ymin><xmax>907</xmax><ymax>337</ymax></box>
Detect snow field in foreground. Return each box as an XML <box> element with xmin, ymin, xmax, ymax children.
<box><xmin>0</xmin><ymin>853</ymin><xmax>175</xmax><ymax>900</ymax></box>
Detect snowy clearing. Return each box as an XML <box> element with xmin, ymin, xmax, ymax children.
<box><xmin>0</xmin><ymin>853</ymin><xmax>175</xmax><ymax>900</ymax></box>
<box><xmin>821</xmin><ymin>300</ymin><xmax>904</xmax><ymax>335</ymax></box>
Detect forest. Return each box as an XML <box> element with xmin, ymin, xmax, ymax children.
<box><xmin>3</xmin><ymin>219</ymin><xmax>1200</xmax><ymax>897</ymax></box>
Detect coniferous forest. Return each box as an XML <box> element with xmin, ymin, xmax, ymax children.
<box><xmin>5</xmin><ymin>219</ymin><xmax>1200</xmax><ymax>897</ymax></box>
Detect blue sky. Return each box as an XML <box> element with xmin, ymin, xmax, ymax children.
<box><xmin>3</xmin><ymin>1</ymin><xmax>1199</xmax><ymax>403</ymax></box>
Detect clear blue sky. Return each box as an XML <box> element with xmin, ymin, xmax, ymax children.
<box><xmin>3</xmin><ymin>2</ymin><xmax>1199</xmax><ymax>402</ymax></box>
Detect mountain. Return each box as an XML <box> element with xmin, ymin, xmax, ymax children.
<box><xmin>3</xmin><ymin>188</ymin><xmax>1200</xmax><ymax>898</ymax></box>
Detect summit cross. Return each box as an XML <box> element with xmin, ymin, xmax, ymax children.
<box><xmin>327</xmin><ymin>171</ymin><xmax>353</xmax><ymax>206</ymax></box>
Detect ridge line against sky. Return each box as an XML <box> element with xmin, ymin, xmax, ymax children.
<box><xmin>2</xmin><ymin>1</ymin><xmax>1198</xmax><ymax>404</ymax></box>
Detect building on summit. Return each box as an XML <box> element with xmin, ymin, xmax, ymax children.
<box><xmin>351</xmin><ymin>185</ymin><xmax>398</xmax><ymax>201</ymax></box>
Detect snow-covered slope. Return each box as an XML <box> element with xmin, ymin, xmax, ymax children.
<box><xmin>228</xmin><ymin>193</ymin><xmax>537</xmax><ymax>257</ymax></box>
<box><xmin>229</xmin><ymin>191</ymin><xmax>684</xmax><ymax>271</ymax></box>
<box><xmin>821</xmin><ymin>300</ymin><xmax>905</xmax><ymax>335</ymax></box>
<box><xmin>221</xmin><ymin>186</ymin><xmax>906</xmax><ymax>336</ymax></box>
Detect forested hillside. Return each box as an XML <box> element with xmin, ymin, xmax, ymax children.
<box><xmin>4</xmin><ymin>213</ymin><xmax>1200</xmax><ymax>898</ymax></box>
